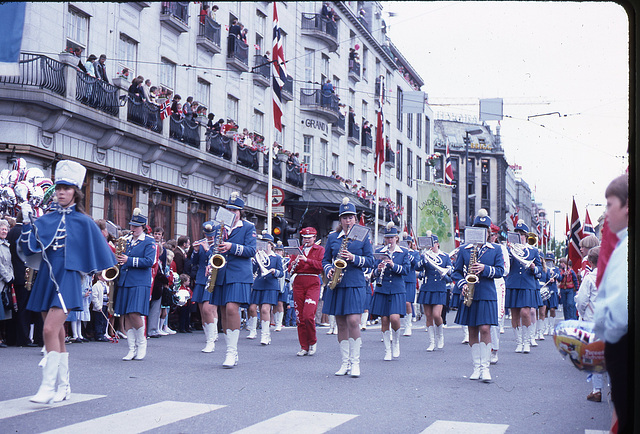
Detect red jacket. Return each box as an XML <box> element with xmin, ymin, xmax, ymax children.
<box><xmin>288</xmin><ymin>244</ymin><xmax>324</xmax><ymax>275</ymax></box>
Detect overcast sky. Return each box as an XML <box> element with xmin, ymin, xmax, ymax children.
<box><xmin>382</xmin><ymin>1</ymin><xmax>629</xmax><ymax>239</ymax></box>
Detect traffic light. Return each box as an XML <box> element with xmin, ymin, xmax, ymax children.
<box><xmin>282</xmin><ymin>218</ymin><xmax>297</xmax><ymax>243</ymax></box>
<box><xmin>272</xmin><ymin>216</ymin><xmax>284</xmax><ymax>242</ymax></box>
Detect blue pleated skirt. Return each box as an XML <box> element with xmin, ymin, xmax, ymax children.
<box><xmin>535</xmin><ymin>289</ymin><xmax>543</xmax><ymax>307</ymax></box>
<box><xmin>417</xmin><ymin>290</ymin><xmax>447</xmax><ymax>306</ymax></box>
<box><xmin>505</xmin><ymin>288</ymin><xmax>538</xmax><ymax>308</ymax></box>
<box><xmin>115</xmin><ymin>285</ymin><xmax>151</xmax><ymax>316</ymax></box>
<box><xmin>250</xmin><ymin>289</ymin><xmax>278</xmax><ymax>306</ymax></box>
<box><xmin>322</xmin><ymin>286</ymin><xmax>366</xmax><ymax>316</ymax></box>
<box><xmin>192</xmin><ymin>283</ymin><xmax>213</xmax><ymax>304</ymax></box>
<box><xmin>363</xmin><ymin>285</ymin><xmax>373</xmax><ymax>311</ymax></box>
<box><xmin>405</xmin><ymin>282</ymin><xmax>416</xmax><ymax>303</ymax></box>
<box><xmin>212</xmin><ymin>282</ymin><xmax>251</xmax><ymax>305</ymax></box>
<box><xmin>26</xmin><ymin>248</ymin><xmax>82</xmax><ymax>313</ymax></box>
<box><xmin>277</xmin><ymin>287</ymin><xmax>287</xmax><ymax>303</ymax></box>
<box><xmin>454</xmin><ymin>300</ymin><xmax>498</xmax><ymax>326</ymax></box>
<box><xmin>450</xmin><ymin>293</ymin><xmax>462</xmax><ymax>308</ymax></box>
<box><xmin>369</xmin><ymin>292</ymin><xmax>406</xmax><ymax>318</ymax></box>
<box><xmin>544</xmin><ymin>291</ymin><xmax>559</xmax><ymax>309</ymax></box>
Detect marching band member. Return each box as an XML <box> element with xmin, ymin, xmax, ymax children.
<box><xmin>542</xmin><ymin>253</ymin><xmax>560</xmax><ymax>335</ymax></box>
<box><xmin>273</xmin><ymin>241</ymin><xmax>287</xmax><ymax>332</ymax></box>
<box><xmin>533</xmin><ymin>253</ymin><xmax>547</xmax><ymax>342</ymax></box>
<box><xmin>191</xmin><ymin>221</ymin><xmax>219</xmax><ymax>353</ymax></box>
<box><xmin>401</xmin><ymin>235</ymin><xmax>420</xmax><ymax>336</ymax></box>
<box><xmin>488</xmin><ymin>225</ymin><xmax>509</xmax><ymax>364</ymax></box>
<box><xmin>322</xmin><ymin>198</ymin><xmax>374</xmax><ymax>377</ymax></box>
<box><xmin>20</xmin><ymin>161</ymin><xmax>116</xmax><ymax>403</ymax></box>
<box><xmin>452</xmin><ymin>209</ymin><xmax>504</xmax><ymax>382</ymax></box>
<box><xmin>115</xmin><ymin>209</ymin><xmax>156</xmax><ymax>361</ymax></box>
<box><xmin>289</xmin><ymin>227</ymin><xmax>325</xmax><ymax>356</ymax></box>
<box><xmin>211</xmin><ymin>192</ymin><xmax>257</xmax><ymax>368</ymax></box>
<box><xmin>371</xmin><ymin>222</ymin><xmax>410</xmax><ymax>361</ymax></box>
<box><xmin>505</xmin><ymin>220</ymin><xmax>542</xmax><ymax>353</ymax></box>
<box><xmin>447</xmin><ymin>248</ymin><xmax>468</xmax><ymax>343</ymax></box>
<box><xmin>250</xmin><ymin>232</ymin><xmax>283</xmax><ymax>345</ymax></box>
<box><xmin>416</xmin><ymin>233</ymin><xmax>452</xmax><ymax>351</ymax></box>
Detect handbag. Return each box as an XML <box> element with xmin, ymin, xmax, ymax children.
<box><xmin>1</xmin><ymin>283</ymin><xmax>12</xmax><ymax>310</ymax></box>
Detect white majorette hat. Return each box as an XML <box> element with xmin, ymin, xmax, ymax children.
<box><xmin>55</xmin><ymin>160</ymin><xmax>86</xmax><ymax>188</ymax></box>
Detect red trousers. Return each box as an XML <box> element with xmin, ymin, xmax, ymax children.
<box><xmin>293</xmin><ymin>275</ymin><xmax>321</xmax><ymax>350</ymax></box>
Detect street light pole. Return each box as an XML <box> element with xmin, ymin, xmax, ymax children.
<box><xmin>553</xmin><ymin>210</ymin><xmax>561</xmax><ymax>254</ymax></box>
<box><xmin>464</xmin><ymin>128</ymin><xmax>483</xmax><ymax>226</ymax></box>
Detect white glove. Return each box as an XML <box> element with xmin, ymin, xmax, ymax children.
<box><xmin>21</xmin><ymin>203</ymin><xmax>33</xmax><ymax>221</ymax></box>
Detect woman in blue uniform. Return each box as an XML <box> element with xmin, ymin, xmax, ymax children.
<box><xmin>416</xmin><ymin>234</ymin><xmax>452</xmax><ymax>351</ymax></box>
<box><xmin>371</xmin><ymin>222</ymin><xmax>410</xmax><ymax>361</ymax></box>
<box><xmin>250</xmin><ymin>233</ymin><xmax>284</xmax><ymax>345</ymax></box>
<box><xmin>401</xmin><ymin>235</ymin><xmax>420</xmax><ymax>336</ymax></box>
<box><xmin>211</xmin><ymin>192</ymin><xmax>257</xmax><ymax>368</ymax></box>
<box><xmin>115</xmin><ymin>209</ymin><xmax>157</xmax><ymax>361</ymax></box>
<box><xmin>191</xmin><ymin>221</ymin><xmax>219</xmax><ymax>353</ymax></box>
<box><xmin>19</xmin><ymin>160</ymin><xmax>116</xmax><ymax>403</ymax></box>
<box><xmin>504</xmin><ymin>220</ymin><xmax>542</xmax><ymax>354</ymax></box>
<box><xmin>322</xmin><ymin>197</ymin><xmax>374</xmax><ymax>378</ymax></box>
<box><xmin>452</xmin><ymin>209</ymin><xmax>504</xmax><ymax>382</ymax></box>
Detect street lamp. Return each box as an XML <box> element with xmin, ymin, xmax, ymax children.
<box><xmin>464</xmin><ymin>128</ymin><xmax>483</xmax><ymax>225</ymax></box>
<box><xmin>553</xmin><ymin>210</ymin><xmax>561</xmax><ymax>253</ymax></box>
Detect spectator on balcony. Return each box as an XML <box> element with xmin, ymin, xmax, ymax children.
<box><xmin>170</xmin><ymin>94</ymin><xmax>182</xmax><ymax>114</ymax></box>
<box><xmin>200</xmin><ymin>4</ymin><xmax>210</xmax><ymax>24</ymax></box>
<box><xmin>240</xmin><ymin>27</ymin><xmax>248</xmax><ymax>45</ymax></box>
<box><xmin>211</xmin><ymin>5</ymin><xmax>219</xmax><ymax>21</ymax></box>
<box><xmin>359</xmin><ymin>8</ymin><xmax>367</xmax><ymax>26</ymax></box>
<box><xmin>183</xmin><ymin>96</ymin><xmax>194</xmax><ymax>119</ymax></box>
<box><xmin>321</xmin><ymin>3</ymin><xmax>331</xmax><ymax>19</ymax></box>
<box><xmin>128</xmin><ymin>77</ymin><xmax>144</xmax><ymax>100</ymax></box>
<box><xmin>292</xmin><ymin>152</ymin><xmax>301</xmax><ymax>168</ymax></box>
<box><xmin>212</xmin><ymin>118</ymin><xmax>224</xmax><ymax>134</ymax></box>
<box><xmin>84</xmin><ymin>54</ymin><xmax>97</xmax><ymax>78</ymax></box>
<box><xmin>206</xmin><ymin>113</ymin><xmax>216</xmax><ymax>130</ymax></box>
<box><xmin>321</xmin><ymin>79</ymin><xmax>334</xmax><ymax>107</ymax></box>
<box><xmin>148</xmin><ymin>86</ymin><xmax>159</xmax><ymax>104</ymax></box>
<box><xmin>349</xmin><ymin>48</ymin><xmax>358</xmax><ymax>69</ymax></box>
<box><xmin>142</xmin><ymin>79</ymin><xmax>153</xmax><ymax>103</ymax></box>
<box><xmin>348</xmin><ymin>107</ymin><xmax>356</xmax><ymax>136</ymax></box>
<box><xmin>228</xmin><ymin>19</ymin><xmax>241</xmax><ymax>56</ymax></box>
<box><xmin>95</xmin><ymin>54</ymin><xmax>109</xmax><ymax>83</ymax></box>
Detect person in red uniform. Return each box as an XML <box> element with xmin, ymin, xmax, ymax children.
<box><xmin>289</xmin><ymin>227</ymin><xmax>325</xmax><ymax>356</ymax></box>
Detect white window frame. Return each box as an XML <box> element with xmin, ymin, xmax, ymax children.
<box><xmin>66</xmin><ymin>6</ymin><xmax>89</xmax><ymax>52</ymax></box>
<box><xmin>253</xmin><ymin>109</ymin><xmax>264</xmax><ymax>135</ymax></box>
<box><xmin>197</xmin><ymin>78</ymin><xmax>211</xmax><ymax>110</ymax></box>
<box><xmin>160</xmin><ymin>57</ymin><xmax>176</xmax><ymax>93</ymax></box>
<box><xmin>304</xmin><ymin>49</ymin><xmax>314</xmax><ymax>84</ymax></box>
<box><xmin>118</xmin><ymin>34</ymin><xmax>138</xmax><ymax>79</ymax></box>
<box><xmin>226</xmin><ymin>94</ymin><xmax>239</xmax><ymax>122</ymax></box>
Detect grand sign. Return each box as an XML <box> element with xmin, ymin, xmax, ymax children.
<box><xmin>303</xmin><ymin>118</ymin><xmax>328</xmax><ymax>133</ymax></box>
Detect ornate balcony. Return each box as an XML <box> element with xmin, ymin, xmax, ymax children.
<box><xmin>237</xmin><ymin>143</ymin><xmax>260</xmax><ymax>171</ymax></box>
<box><xmin>127</xmin><ymin>95</ymin><xmax>162</xmax><ymax>134</ymax></box>
<box><xmin>384</xmin><ymin>148</ymin><xmax>396</xmax><ymax>168</ymax></box>
<box><xmin>347</xmin><ymin>122</ymin><xmax>360</xmax><ymax>146</ymax></box>
<box><xmin>226</xmin><ymin>37</ymin><xmax>250</xmax><ymax>72</ymax></box>
<box><xmin>299</xmin><ymin>88</ymin><xmax>340</xmax><ymax>123</ymax></box>
<box><xmin>169</xmin><ymin>115</ymin><xmax>200</xmax><ymax>148</ymax></box>
<box><xmin>301</xmin><ymin>13</ymin><xmax>338</xmax><ymax>52</ymax></box>
<box><xmin>160</xmin><ymin>2</ymin><xmax>190</xmax><ymax>33</ymax></box>
<box><xmin>263</xmin><ymin>154</ymin><xmax>283</xmax><ymax>180</ymax></box>
<box><xmin>281</xmin><ymin>75</ymin><xmax>294</xmax><ymax>101</ymax></box>
<box><xmin>333</xmin><ymin>113</ymin><xmax>345</xmax><ymax>136</ymax></box>
<box><xmin>348</xmin><ymin>60</ymin><xmax>361</xmax><ymax>82</ymax></box>
<box><xmin>76</xmin><ymin>71</ymin><xmax>119</xmax><ymax>116</ymax></box>
<box><xmin>252</xmin><ymin>54</ymin><xmax>270</xmax><ymax>87</ymax></box>
<box><xmin>361</xmin><ymin>131</ymin><xmax>373</xmax><ymax>153</ymax></box>
<box><xmin>197</xmin><ymin>16</ymin><xmax>221</xmax><ymax>54</ymax></box>
<box><xmin>205</xmin><ymin>131</ymin><xmax>232</xmax><ymax>161</ymax></box>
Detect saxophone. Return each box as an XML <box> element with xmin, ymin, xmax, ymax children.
<box><xmin>107</xmin><ymin>235</ymin><xmax>129</xmax><ymax>316</ymax></box>
<box><xmin>25</xmin><ymin>268</ymin><xmax>36</xmax><ymax>291</ymax></box>
<box><xmin>463</xmin><ymin>244</ymin><xmax>479</xmax><ymax>307</ymax></box>
<box><xmin>329</xmin><ymin>229</ymin><xmax>352</xmax><ymax>290</ymax></box>
<box><xmin>206</xmin><ymin>223</ymin><xmax>227</xmax><ymax>293</ymax></box>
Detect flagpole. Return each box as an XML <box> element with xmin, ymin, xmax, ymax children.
<box><xmin>375</xmin><ymin>168</ymin><xmax>380</xmax><ymax>246</ymax></box>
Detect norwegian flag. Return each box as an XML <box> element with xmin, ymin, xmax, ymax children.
<box><xmin>272</xmin><ymin>3</ymin><xmax>287</xmax><ymax>132</ymax></box>
<box><xmin>444</xmin><ymin>142</ymin><xmax>454</xmax><ymax>184</ymax></box>
<box><xmin>299</xmin><ymin>163</ymin><xmax>308</xmax><ymax>173</ymax></box>
<box><xmin>159</xmin><ymin>100</ymin><xmax>172</xmax><ymax>120</ymax></box>
<box><xmin>583</xmin><ymin>208</ymin><xmax>595</xmax><ymax>236</ymax></box>
<box><xmin>359</xmin><ymin>212</ymin><xmax>365</xmax><ymax>226</ymax></box>
<box><xmin>374</xmin><ymin>75</ymin><xmax>385</xmax><ymax>176</ymax></box>
<box><xmin>454</xmin><ymin>213</ymin><xmax>461</xmax><ymax>248</ymax></box>
<box><xmin>568</xmin><ymin>198</ymin><xmax>584</xmax><ymax>274</ymax></box>
<box><xmin>510</xmin><ymin>207</ymin><xmax>519</xmax><ymax>228</ymax></box>
<box><xmin>536</xmin><ymin>221</ymin><xmax>542</xmax><ymax>247</ymax></box>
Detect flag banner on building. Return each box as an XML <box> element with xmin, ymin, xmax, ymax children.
<box><xmin>0</xmin><ymin>2</ymin><xmax>27</xmax><ymax>76</ymax></box>
<box><xmin>510</xmin><ymin>207</ymin><xmax>519</xmax><ymax>229</ymax></box>
<box><xmin>417</xmin><ymin>181</ymin><xmax>455</xmax><ymax>252</ymax></box>
<box><xmin>401</xmin><ymin>91</ymin><xmax>425</xmax><ymax>113</ymax></box>
<box><xmin>160</xmin><ymin>100</ymin><xmax>172</xmax><ymax>120</ymax></box>
<box><xmin>444</xmin><ymin>143</ymin><xmax>454</xmax><ymax>184</ymax></box>
<box><xmin>568</xmin><ymin>198</ymin><xmax>583</xmax><ymax>274</ymax></box>
<box><xmin>583</xmin><ymin>208</ymin><xmax>595</xmax><ymax>236</ymax></box>
<box><xmin>374</xmin><ymin>108</ymin><xmax>384</xmax><ymax>175</ymax></box>
<box><xmin>272</xmin><ymin>2</ymin><xmax>287</xmax><ymax>132</ymax></box>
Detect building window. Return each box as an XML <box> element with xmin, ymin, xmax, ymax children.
<box><xmin>348</xmin><ymin>162</ymin><xmax>355</xmax><ymax>181</ymax></box>
<box><xmin>320</xmin><ymin>139</ymin><xmax>328</xmax><ymax>175</ymax></box>
<box><xmin>451</xmin><ymin>157</ymin><xmax>459</xmax><ymax>218</ymax></box>
<box><xmin>396</xmin><ymin>87</ymin><xmax>403</xmax><ymax>131</ymax></box>
<box><xmin>321</xmin><ymin>53</ymin><xmax>330</xmax><ymax>83</ymax></box>
<box><xmin>66</xmin><ymin>6</ymin><xmax>89</xmax><ymax>53</ymax></box>
<box><xmin>416</xmin><ymin>156</ymin><xmax>422</xmax><ymax>180</ymax></box>
<box><xmin>117</xmin><ymin>34</ymin><xmax>137</xmax><ymax>79</ymax></box>
<box><xmin>148</xmin><ymin>190</ymin><xmax>175</xmax><ymax>240</ymax></box>
<box><xmin>407</xmin><ymin>149</ymin><xmax>413</xmax><ymax>187</ymax></box>
<box><xmin>396</xmin><ymin>142</ymin><xmax>403</xmax><ymax>180</ymax></box>
<box><xmin>226</xmin><ymin>94</ymin><xmax>238</xmax><ymax>122</ymax></box>
<box><xmin>256</xmin><ymin>9</ymin><xmax>266</xmax><ymax>37</ymax></box>
<box><xmin>407</xmin><ymin>113</ymin><xmax>413</xmax><ymax>140</ymax></box>
<box><xmin>253</xmin><ymin>109</ymin><xmax>264</xmax><ymax>135</ymax></box>
<box><xmin>188</xmin><ymin>201</ymin><xmax>209</xmax><ymax>246</ymax></box>
<box><xmin>197</xmin><ymin>78</ymin><xmax>210</xmax><ymax>110</ymax></box>
<box><xmin>361</xmin><ymin>170</ymin><xmax>367</xmax><ymax>187</ymax></box>
<box><xmin>385</xmin><ymin>183</ymin><xmax>390</xmax><ymax>199</ymax></box>
<box><xmin>362</xmin><ymin>46</ymin><xmax>368</xmax><ymax>81</ymax></box>
<box><xmin>303</xmin><ymin>135</ymin><xmax>313</xmax><ymax>153</ymax></box>
<box><xmin>407</xmin><ymin>196</ymin><xmax>413</xmax><ymax>231</ymax></box>
<box><xmin>104</xmin><ymin>179</ymin><xmax>135</xmax><ymax>229</ymax></box>
<box><xmin>304</xmin><ymin>48</ymin><xmax>314</xmax><ymax>84</ymax></box>
<box><xmin>481</xmin><ymin>158</ymin><xmax>490</xmax><ymax>210</ymax></box>
<box><xmin>255</xmin><ymin>34</ymin><xmax>263</xmax><ymax>56</ymax></box>
<box><xmin>435</xmin><ymin>157</ymin><xmax>443</xmax><ymax>182</ymax></box>
<box><xmin>416</xmin><ymin>115</ymin><xmax>422</xmax><ymax>148</ymax></box>
<box><xmin>160</xmin><ymin>57</ymin><xmax>176</xmax><ymax>93</ymax></box>
<box><xmin>396</xmin><ymin>190</ymin><xmax>403</xmax><ymax>222</ymax></box>
<box><xmin>332</xmin><ymin>153</ymin><xmax>339</xmax><ymax>174</ymax></box>
<box><xmin>425</xmin><ymin>116</ymin><xmax>431</xmax><ymax>153</ymax></box>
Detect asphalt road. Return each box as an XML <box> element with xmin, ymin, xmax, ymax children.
<box><xmin>1</xmin><ymin>311</ymin><xmax>612</xmax><ymax>433</ymax></box>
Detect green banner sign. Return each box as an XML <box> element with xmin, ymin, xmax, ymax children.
<box><xmin>417</xmin><ymin>181</ymin><xmax>455</xmax><ymax>252</ymax></box>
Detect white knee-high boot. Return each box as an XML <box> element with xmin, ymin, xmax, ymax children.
<box><xmin>349</xmin><ymin>337</ymin><xmax>361</xmax><ymax>377</ymax></box>
<box><xmin>382</xmin><ymin>330</ymin><xmax>392</xmax><ymax>361</ymax></box>
<box><xmin>514</xmin><ymin>327</ymin><xmax>523</xmax><ymax>353</ymax></box>
<box><xmin>31</xmin><ymin>351</ymin><xmax>61</xmax><ymax>404</ymax></box>
<box><xmin>246</xmin><ymin>316</ymin><xmax>257</xmax><ymax>339</ymax></box>
<box><xmin>202</xmin><ymin>323</ymin><xmax>216</xmax><ymax>353</ymax></box>
<box><xmin>391</xmin><ymin>328</ymin><xmax>401</xmax><ymax>358</ymax></box>
<box><xmin>274</xmin><ymin>311</ymin><xmax>284</xmax><ymax>331</ymax></box>
<box><xmin>335</xmin><ymin>340</ymin><xmax>350</xmax><ymax>375</ymax></box>
<box><xmin>479</xmin><ymin>342</ymin><xmax>492</xmax><ymax>382</ymax></box>
<box><xmin>135</xmin><ymin>326</ymin><xmax>147</xmax><ymax>360</ymax></box>
<box><xmin>360</xmin><ymin>312</ymin><xmax>368</xmax><ymax>330</ymax></box>
<box><xmin>403</xmin><ymin>313</ymin><xmax>412</xmax><ymax>336</ymax></box>
<box><xmin>223</xmin><ymin>329</ymin><xmax>240</xmax><ymax>368</ymax></box>
<box><xmin>260</xmin><ymin>320</ymin><xmax>271</xmax><ymax>345</ymax></box>
<box><xmin>461</xmin><ymin>325</ymin><xmax>469</xmax><ymax>344</ymax></box>
<box><xmin>53</xmin><ymin>352</ymin><xmax>70</xmax><ymax>402</ymax></box>
<box><xmin>426</xmin><ymin>327</ymin><xmax>435</xmax><ymax>351</ymax></box>
<box><xmin>469</xmin><ymin>344</ymin><xmax>481</xmax><ymax>380</ymax></box>
<box><xmin>122</xmin><ymin>328</ymin><xmax>137</xmax><ymax>360</ymax></box>
<box><xmin>436</xmin><ymin>324</ymin><xmax>444</xmax><ymax>349</ymax></box>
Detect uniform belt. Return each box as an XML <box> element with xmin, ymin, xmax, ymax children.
<box><xmin>296</xmin><ymin>273</ymin><xmax>318</xmax><ymax>276</ymax></box>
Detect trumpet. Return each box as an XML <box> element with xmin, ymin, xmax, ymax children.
<box><xmin>422</xmin><ymin>249</ymin><xmax>451</xmax><ymax>277</ymax></box>
<box><xmin>206</xmin><ymin>224</ymin><xmax>227</xmax><ymax>293</ymax></box>
<box><xmin>102</xmin><ymin>235</ymin><xmax>129</xmax><ymax>282</ymax></box>
<box><xmin>526</xmin><ymin>232</ymin><xmax>538</xmax><ymax>246</ymax></box>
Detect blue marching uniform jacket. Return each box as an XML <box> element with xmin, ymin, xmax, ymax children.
<box><xmin>505</xmin><ymin>245</ymin><xmax>542</xmax><ymax>290</ymax></box>
<box><xmin>403</xmin><ymin>250</ymin><xmax>420</xmax><ymax>284</ymax></box>
<box><xmin>192</xmin><ymin>244</ymin><xmax>214</xmax><ymax>286</ymax></box>
<box><xmin>322</xmin><ymin>229</ymin><xmax>375</xmax><ymax>288</ymax></box>
<box><xmin>213</xmin><ymin>220</ymin><xmax>257</xmax><ymax>285</ymax></box>
<box><xmin>417</xmin><ymin>251</ymin><xmax>452</xmax><ymax>293</ymax></box>
<box><xmin>372</xmin><ymin>245</ymin><xmax>410</xmax><ymax>294</ymax></box>
<box><xmin>117</xmin><ymin>233</ymin><xmax>157</xmax><ymax>288</ymax></box>
<box><xmin>452</xmin><ymin>243</ymin><xmax>504</xmax><ymax>301</ymax></box>
<box><xmin>252</xmin><ymin>254</ymin><xmax>284</xmax><ymax>290</ymax></box>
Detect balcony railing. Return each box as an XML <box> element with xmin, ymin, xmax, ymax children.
<box><xmin>169</xmin><ymin>115</ymin><xmax>200</xmax><ymax>148</ymax></box>
<box><xmin>0</xmin><ymin>53</ymin><xmax>66</xmax><ymax>96</ymax></box>
<box><xmin>161</xmin><ymin>2</ymin><xmax>190</xmax><ymax>32</ymax></box>
<box><xmin>384</xmin><ymin>148</ymin><xmax>396</xmax><ymax>167</ymax></box>
<box><xmin>348</xmin><ymin>121</ymin><xmax>360</xmax><ymax>144</ymax></box>
<box><xmin>333</xmin><ymin>113</ymin><xmax>345</xmax><ymax>135</ymax></box>
<box><xmin>281</xmin><ymin>74</ymin><xmax>293</xmax><ymax>101</ymax></box>
<box><xmin>348</xmin><ymin>60</ymin><xmax>361</xmax><ymax>81</ymax></box>
<box><xmin>237</xmin><ymin>143</ymin><xmax>259</xmax><ymax>171</ymax></box>
<box><xmin>205</xmin><ymin>131</ymin><xmax>232</xmax><ymax>161</ymax></box>
<box><xmin>252</xmin><ymin>54</ymin><xmax>270</xmax><ymax>86</ymax></box>
<box><xmin>301</xmin><ymin>13</ymin><xmax>338</xmax><ymax>51</ymax></box>
<box><xmin>227</xmin><ymin>37</ymin><xmax>249</xmax><ymax>71</ymax></box>
<box><xmin>76</xmin><ymin>71</ymin><xmax>119</xmax><ymax>116</ymax></box>
<box><xmin>285</xmin><ymin>162</ymin><xmax>304</xmax><ymax>188</ymax></box>
<box><xmin>361</xmin><ymin>131</ymin><xmax>373</xmax><ymax>152</ymax></box>
<box><xmin>300</xmin><ymin>88</ymin><xmax>340</xmax><ymax>122</ymax></box>
<box><xmin>197</xmin><ymin>16</ymin><xmax>221</xmax><ymax>53</ymax></box>
<box><xmin>263</xmin><ymin>154</ymin><xmax>283</xmax><ymax>180</ymax></box>
<box><xmin>127</xmin><ymin>95</ymin><xmax>162</xmax><ymax>133</ymax></box>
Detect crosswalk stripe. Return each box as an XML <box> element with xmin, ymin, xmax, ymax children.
<box><xmin>232</xmin><ymin>410</ymin><xmax>358</xmax><ymax>434</ymax></box>
<box><xmin>585</xmin><ymin>430</ymin><xmax>609</xmax><ymax>434</ymax></box>
<box><xmin>421</xmin><ymin>420</ymin><xmax>509</xmax><ymax>434</ymax></box>
<box><xmin>0</xmin><ymin>393</ymin><xmax>105</xmax><ymax>421</ymax></box>
<box><xmin>41</xmin><ymin>401</ymin><xmax>225</xmax><ymax>434</ymax></box>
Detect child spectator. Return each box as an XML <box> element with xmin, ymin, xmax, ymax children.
<box><xmin>91</xmin><ymin>274</ymin><xmax>110</xmax><ymax>342</ymax></box>
<box><xmin>177</xmin><ymin>274</ymin><xmax>192</xmax><ymax>333</ymax></box>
